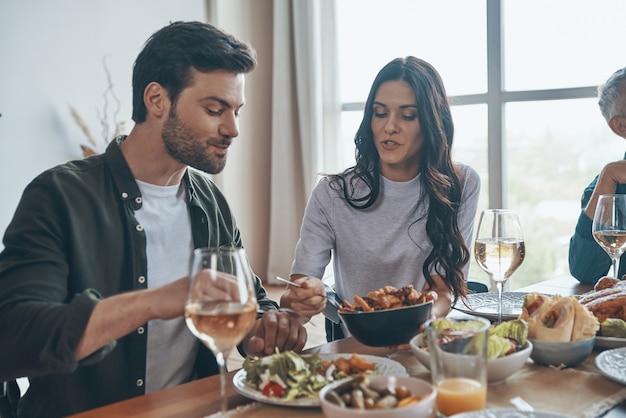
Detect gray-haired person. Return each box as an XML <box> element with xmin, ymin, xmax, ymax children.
<box><xmin>569</xmin><ymin>67</ymin><xmax>626</xmax><ymax>284</ymax></box>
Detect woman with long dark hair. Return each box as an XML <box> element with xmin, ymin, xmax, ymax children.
<box><xmin>281</xmin><ymin>56</ymin><xmax>480</xmax><ymax>341</ymax></box>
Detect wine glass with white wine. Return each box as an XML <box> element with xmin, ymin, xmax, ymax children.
<box><xmin>185</xmin><ymin>246</ymin><xmax>258</xmax><ymax>416</ymax></box>
<box><xmin>592</xmin><ymin>194</ymin><xmax>626</xmax><ymax>278</ymax></box>
<box><xmin>474</xmin><ymin>209</ymin><xmax>526</xmax><ymax>323</ymax></box>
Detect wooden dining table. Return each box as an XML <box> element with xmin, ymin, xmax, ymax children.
<box><xmin>70</xmin><ymin>276</ymin><xmax>626</xmax><ymax>418</ymax></box>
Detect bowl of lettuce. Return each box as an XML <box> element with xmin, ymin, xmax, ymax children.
<box><xmin>409</xmin><ymin>318</ymin><xmax>532</xmax><ymax>383</ymax></box>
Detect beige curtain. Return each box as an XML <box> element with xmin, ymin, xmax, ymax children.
<box><xmin>207</xmin><ymin>0</ymin><xmax>340</xmax><ymax>283</ymax></box>
<box><xmin>266</xmin><ymin>0</ymin><xmax>341</xmax><ymax>283</ymax></box>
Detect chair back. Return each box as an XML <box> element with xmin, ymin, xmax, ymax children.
<box><xmin>467</xmin><ymin>280</ymin><xmax>489</xmax><ymax>293</ymax></box>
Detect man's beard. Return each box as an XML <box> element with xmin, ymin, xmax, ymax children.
<box><xmin>162</xmin><ymin>108</ymin><xmax>229</xmax><ymax>174</ymax></box>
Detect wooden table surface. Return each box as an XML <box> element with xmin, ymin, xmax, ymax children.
<box><xmin>69</xmin><ymin>276</ymin><xmax>626</xmax><ymax>418</ymax></box>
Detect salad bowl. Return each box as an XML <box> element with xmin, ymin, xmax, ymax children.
<box><xmin>409</xmin><ymin>319</ymin><xmax>532</xmax><ymax>383</ymax></box>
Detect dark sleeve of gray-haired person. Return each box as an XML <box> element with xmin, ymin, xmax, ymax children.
<box><xmin>568</xmin><ymin>176</ymin><xmax>626</xmax><ymax>283</ymax></box>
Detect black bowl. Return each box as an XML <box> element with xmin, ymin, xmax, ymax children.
<box><xmin>338</xmin><ymin>300</ymin><xmax>433</xmax><ymax>347</ymax></box>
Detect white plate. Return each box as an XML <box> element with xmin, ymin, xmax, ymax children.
<box><xmin>232</xmin><ymin>353</ymin><xmax>408</xmax><ymax>407</ymax></box>
<box><xmin>453</xmin><ymin>292</ymin><xmax>527</xmax><ymax>321</ymax></box>
<box><xmin>596</xmin><ymin>336</ymin><xmax>626</xmax><ymax>349</ymax></box>
<box><xmin>596</xmin><ymin>346</ymin><xmax>626</xmax><ymax>385</ymax></box>
<box><xmin>449</xmin><ymin>408</ymin><xmax>574</xmax><ymax>417</ymax></box>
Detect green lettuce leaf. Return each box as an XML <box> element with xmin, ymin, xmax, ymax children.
<box><xmin>490</xmin><ymin>319</ymin><xmax>528</xmax><ymax>347</ymax></box>
<box><xmin>600</xmin><ymin>318</ymin><xmax>626</xmax><ymax>338</ymax></box>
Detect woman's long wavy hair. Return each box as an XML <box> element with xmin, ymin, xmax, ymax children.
<box><xmin>330</xmin><ymin>56</ymin><xmax>468</xmax><ymax>301</ymax></box>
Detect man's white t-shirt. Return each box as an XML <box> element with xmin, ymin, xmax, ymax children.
<box><xmin>135</xmin><ymin>179</ymin><xmax>198</xmax><ymax>393</ymax></box>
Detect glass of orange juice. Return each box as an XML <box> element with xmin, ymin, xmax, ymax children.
<box><xmin>426</xmin><ymin>317</ymin><xmax>489</xmax><ymax>417</ymax></box>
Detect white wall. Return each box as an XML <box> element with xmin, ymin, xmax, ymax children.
<box><xmin>0</xmin><ymin>0</ymin><xmax>210</xmax><ymax>395</ymax></box>
<box><xmin>0</xmin><ymin>0</ymin><xmax>208</xmax><ymax>250</ymax></box>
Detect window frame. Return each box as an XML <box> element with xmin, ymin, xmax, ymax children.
<box><xmin>337</xmin><ymin>0</ymin><xmax>599</xmax><ymax>209</ymax></box>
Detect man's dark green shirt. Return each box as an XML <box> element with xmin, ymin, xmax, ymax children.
<box><xmin>0</xmin><ymin>137</ymin><xmax>277</xmax><ymax>417</ymax></box>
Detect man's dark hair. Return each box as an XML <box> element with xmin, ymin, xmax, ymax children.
<box><xmin>131</xmin><ymin>21</ymin><xmax>257</xmax><ymax>123</ymax></box>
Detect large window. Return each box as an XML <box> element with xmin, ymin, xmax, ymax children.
<box><xmin>335</xmin><ymin>0</ymin><xmax>626</xmax><ymax>288</ymax></box>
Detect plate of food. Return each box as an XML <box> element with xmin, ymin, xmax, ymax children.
<box><xmin>595</xmin><ymin>346</ymin><xmax>626</xmax><ymax>385</ymax></box>
<box><xmin>453</xmin><ymin>292</ymin><xmax>528</xmax><ymax>322</ymax></box>
<box><xmin>595</xmin><ymin>336</ymin><xmax>626</xmax><ymax>349</ymax></box>
<box><xmin>232</xmin><ymin>351</ymin><xmax>407</xmax><ymax>407</ymax></box>
<box><xmin>577</xmin><ymin>278</ymin><xmax>626</xmax><ymax>348</ymax></box>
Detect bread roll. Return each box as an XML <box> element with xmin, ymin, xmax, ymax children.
<box><xmin>520</xmin><ymin>292</ymin><xmax>552</xmax><ymax>339</ymax></box>
<box><xmin>570</xmin><ymin>296</ymin><xmax>600</xmax><ymax>341</ymax></box>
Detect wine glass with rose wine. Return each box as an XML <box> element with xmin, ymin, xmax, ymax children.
<box><xmin>185</xmin><ymin>246</ymin><xmax>258</xmax><ymax>416</ymax></box>
<box><xmin>592</xmin><ymin>194</ymin><xmax>626</xmax><ymax>279</ymax></box>
<box><xmin>474</xmin><ymin>209</ymin><xmax>525</xmax><ymax>323</ymax></box>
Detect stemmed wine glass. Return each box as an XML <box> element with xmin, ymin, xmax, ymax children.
<box><xmin>185</xmin><ymin>246</ymin><xmax>258</xmax><ymax>416</ymax></box>
<box><xmin>474</xmin><ymin>209</ymin><xmax>526</xmax><ymax>323</ymax></box>
<box><xmin>592</xmin><ymin>194</ymin><xmax>626</xmax><ymax>278</ymax></box>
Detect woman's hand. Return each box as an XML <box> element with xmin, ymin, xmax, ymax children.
<box><xmin>422</xmin><ymin>275</ymin><xmax>451</xmax><ymax>319</ymax></box>
<box><xmin>279</xmin><ymin>275</ymin><xmax>327</xmax><ymax>318</ymax></box>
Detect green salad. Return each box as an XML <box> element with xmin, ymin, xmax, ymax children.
<box><xmin>243</xmin><ymin>351</ymin><xmax>336</xmax><ymax>401</ymax></box>
<box><xmin>426</xmin><ymin>318</ymin><xmax>529</xmax><ymax>360</ymax></box>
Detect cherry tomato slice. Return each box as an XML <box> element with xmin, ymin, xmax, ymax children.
<box><xmin>261</xmin><ymin>382</ymin><xmax>286</xmax><ymax>398</ymax></box>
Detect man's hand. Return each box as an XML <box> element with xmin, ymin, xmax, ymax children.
<box><xmin>600</xmin><ymin>160</ymin><xmax>626</xmax><ymax>187</ymax></box>
<box><xmin>76</xmin><ymin>276</ymin><xmax>189</xmax><ymax>360</ymax></box>
<box><xmin>148</xmin><ymin>276</ymin><xmax>190</xmax><ymax>320</ymax></box>
<box><xmin>241</xmin><ymin>310</ymin><xmax>307</xmax><ymax>357</ymax></box>
<box><xmin>279</xmin><ymin>275</ymin><xmax>326</xmax><ymax>317</ymax></box>
<box><xmin>585</xmin><ymin>160</ymin><xmax>626</xmax><ymax>219</ymax></box>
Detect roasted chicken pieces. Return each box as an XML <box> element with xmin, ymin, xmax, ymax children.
<box><xmin>340</xmin><ymin>285</ymin><xmax>434</xmax><ymax>312</ymax></box>
<box><xmin>579</xmin><ymin>276</ymin><xmax>626</xmax><ymax>323</ymax></box>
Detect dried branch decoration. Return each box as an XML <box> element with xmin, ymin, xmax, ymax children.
<box><xmin>69</xmin><ymin>104</ymin><xmax>96</xmax><ymax>148</ymax></box>
<box><xmin>70</xmin><ymin>55</ymin><xmax>126</xmax><ymax>158</ymax></box>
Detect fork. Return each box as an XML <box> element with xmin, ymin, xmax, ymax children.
<box><xmin>275</xmin><ymin>276</ymin><xmax>302</xmax><ymax>288</ymax></box>
<box><xmin>280</xmin><ymin>307</ymin><xmax>318</xmax><ymax>327</ymax></box>
<box><xmin>258</xmin><ymin>307</ymin><xmax>317</xmax><ymax>327</ymax></box>
<box><xmin>273</xmin><ymin>277</ymin><xmax>325</xmax><ymax>327</ymax></box>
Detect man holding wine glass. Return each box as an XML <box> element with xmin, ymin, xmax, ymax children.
<box><xmin>0</xmin><ymin>21</ymin><xmax>307</xmax><ymax>417</ymax></box>
<box><xmin>569</xmin><ymin>66</ymin><xmax>626</xmax><ymax>284</ymax></box>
